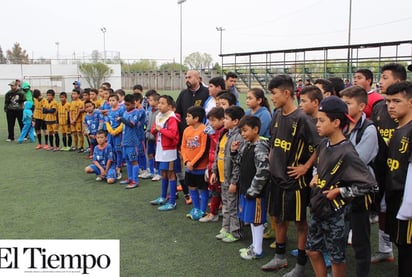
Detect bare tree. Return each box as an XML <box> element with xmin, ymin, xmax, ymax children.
<box><xmin>79</xmin><ymin>62</ymin><xmax>113</xmax><ymax>88</ymax></box>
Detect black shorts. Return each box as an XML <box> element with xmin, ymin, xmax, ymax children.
<box><xmin>385</xmin><ymin>190</ymin><xmax>412</xmax><ymax>245</ymax></box>
<box><xmin>185</xmin><ymin>171</ymin><xmax>208</xmax><ymax>190</ymax></box>
<box><xmin>34</xmin><ymin>119</ymin><xmax>46</xmax><ymax>131</ymax></box>
<box><xmin>269</xmin><ymin>182</ymin><xmax>309</xmax><ymax>222</ymax></box>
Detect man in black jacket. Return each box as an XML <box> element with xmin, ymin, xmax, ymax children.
<box><xmin>4</xmin><ymin>80</ymin><xmax>25</xmax><ymax>141</ymax></box>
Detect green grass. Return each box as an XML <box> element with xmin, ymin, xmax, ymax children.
<box><xmin>0</xmin><ymin>94</ymin><xmax>398</xmax><ymax>276</ymax></box>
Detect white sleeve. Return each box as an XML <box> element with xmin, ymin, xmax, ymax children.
<box><xmin>397</xmin><ymin>162</ymin><xmax>412</xmax><ymax>220</ymax></box>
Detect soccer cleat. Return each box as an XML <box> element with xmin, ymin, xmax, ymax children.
<box><xmin>239</xmin><ymin>244</ymin><xmax>253</xmax><ymax>253</ymax></box>
<box><xmin>116</xmin><ymin>171</ymin><xmax>122</xmax><ymax>180</ymax></box>
<box><xmin>150</xmin><ymin>197</ymin><xmax>167</xmax><ymax>205</ymax></box>
<box><xmin>184</xmin><ymin>194</ymin><xmax>192</xmax><ymax>205</ymax></box>
<box><xmin>95</xmin><ymin>176</ymin><xmax>103</xmax><ymax>181</ymax></box>
<box><xmin>158</xmin><ymin>202</ymin><xmax>176</xmax><ymax>211</ymax></box>
<box><xmin>199</xmin><ymin>213</ymin><xmax>219</xmax><ymax>222</ymax></box>
<box><xmin>43</xmin><ymin>144</ymin><xmax>50</xmax><ymax>150</ymax></box>
<box><xmin>5</xmin><ymin>139</ymin><xmax>12</xmax><ymax>142</ymax></box>
<box><xmin>186</xmin><ymin>208</ymin><xmax>203</xmax><ymax>220</ymax></box>
<box><xmin>139</xmin><ymin>170</ymin><xmax>152</xmax><ymax>179</ymax></box>
<box><xmin>84</xmin><ymin>148</ymin><xmax>90</xmax><ymax>153</ymax></box>
<box><xmin>125</xmin><ymin>182</ymin><xmax>138</xmax><ymax>189</ymax></box>
<box><xmin>270</xmin><ymin>240</ymin><xmax>276</xmax><ymax>249</ymax></box>
<box><xmin>222</xmin><ymin>233</ymin><xmax>239</xmax><ymax>243</ymax></box>
<box><xmin>119</xmin><ymin>179</ymin><xmax>130</xmax><ymax>185</ymax></box>
<box><xmin>263</xmin><ymin>229</ymin><xmax>276</xmax><ymax>239</ymax></box>
<box><xmin>53</xmin><ymin>147</ymin><xmax>60</xmax><ymax>152</ymax></box>
<box><xmin>240</xmin><ymin>246</ymin><xmax>263</xmax><ymax>260</ymax></box>
<box><xmin>151</xmin><ymin>174</ymin><xmax>161</xmax><ymax>181</ymax></box>
<box><xmin>35</xmin><ymin>144</ymin><xmax>42</xmax><ymax>150</ymax></box>
<box><xmin>69</xmin><ymin>147</ymin><xmax>77</xmax><ymax>151</ymax></box>
<box><xmin>215</xmin><ymin>228</ymin><xmax>228</xmax><ymax>240</ymax></box>
<box><xmin>177</xmin><ymin>185</ymin><xmax>183</xmax><ymax>192</ymax></box>
<box><xmin>77</xmin><ymin>147</ymin><xmax>84</xmax><ymax>153</ymax></box>
<box><xmin>282</xmin><ymin>264</ymin><xmax>305</xmax><ymax>277</ymax></box>
<box><xmin>261</xmin><ymin>255</ymin><xmax>288</xmax><ymax>271</ymax></box>
<box><xmin>371</xmin><ymin>252</ymin><xmax>394</xmax><ymax>263</ymax></box>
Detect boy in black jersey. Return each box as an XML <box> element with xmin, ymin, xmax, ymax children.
<box><xmin>306</xmin><ymin>96</ymin><xmax>376</xmax><ymax>277</ymax></box>
<box><xmin>384</xmin><ymin>81</ymin><xmax>412</xmax><ymax>277</ymax></box>
<box><xmin>371</xmin><ymin>63</ymin><xmax>407</xmax><ymax>263</ymax></box>
<box><xmin>262</xmin><ymin>75</ymin><xmax>320</xmax><ymax>277</ymax></box>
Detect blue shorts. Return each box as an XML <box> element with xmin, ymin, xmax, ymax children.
<box><xmin>122</xmin><ymin>146</ymin><xmax>138</xmax><ymax>162</ymax></box>
<box><xmin>306</xmin><ymin>210</ymin><xmax>346</xmax><ymax>263</ymax></box>
<box><xmin>89</xmin><ymin>164</ymin><xmax>117</xmax><ymax>180</ymax></box>
<box><xmin>147</xmin><ymin>141</ymin><xmax>156</xmax><ymax>155</ymax></box>
<box><xmin>108</xmin><ymin>134</ymin><xmax>122</xmax><ymax>152</ymax></box>
<box><xmin>174</xmin><ymin>152</ymin><xmax>182</xmax><ymax>173</ymax></box>
<box><xmin>158</xmin><ymin>161</ymin><xmax>175</xmax><ymax>171</ymax></box>
<box><xmin>238</xmin><ymin>194</ymin><xmax>267</xmax><ymax>224</ymax></box>
<box><xmin>137</xmin><ymin>140</ymin><xmax>146</xmax><ymax>156</ymax></box>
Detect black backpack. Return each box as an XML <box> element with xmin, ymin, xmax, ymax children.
<box><xmin>355</xmin><ymin>118</ymin><xmax>388</xmax><ymax>210</ymax></box>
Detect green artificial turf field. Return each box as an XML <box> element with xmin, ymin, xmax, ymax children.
<box><xmin>0</xmin><ymin>93</ymin><xmax>397</xmax><ymax>276</ymax></box>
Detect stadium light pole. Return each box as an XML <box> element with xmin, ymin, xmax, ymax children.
<box><xmin>216</xmin><ymin>27</ymin><xmax>225</xmax><ymax>75</ymax></box>
<box><xmin>178</xmin><ymin>0</ymin><xmax>186</xmax><ymax>89</ymax></box>
<box><xmin>100</xmin><ymin>27</ymin><xmax>107</xmax><ymax>63</ymax></box>
<box><xmin>55</xmin><ymin>41</ymin><xmax>60</xmax><ymax>62</ymax></box>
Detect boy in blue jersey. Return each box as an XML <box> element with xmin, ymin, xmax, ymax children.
<box><xmin>83</xmin><ymin>101</ymin><xmax>104</xmax><ymax>158</ymax></box>
<box><xmin>117</xmin><ymin>94</ymin><xmax>141</xmax><ymax>189</ymax></box>
<box><xmin>106</xmin><ymin>94</ymin><xmax>125</xmax><ymax>179</ymax></box>
<box><xmin>84</xmin><ymin>130</ymin><xmax>116</xmax><ymax>184</ymax></box>
<box><xmin>133</xmin><ymin>93</ymin><xmax>149</xmax><ymax>179</ymax></box>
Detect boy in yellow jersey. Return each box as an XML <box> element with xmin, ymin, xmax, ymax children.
<box><xmin>90</xmin><ymin>88</ymin><xmax>103</xmax><ymax>109</ymax></box>
<box><xmin>43</xmin><ymin>89</ymin><xmax>59</xmax><ymax>151</ymax></box>
<box><xmin>57</xmin><ymin>92</ymin><xmax>72</xmax><ymax>151</ymax></box>
<box><xmin>69</xmin><ymin>89</ymin><xmax>84</xmax><ymax>152</ymax></box>
<box><xmin>32</xmin><ymin>89</ymin><xmax>49</xmax><ymax>149</ymax></box>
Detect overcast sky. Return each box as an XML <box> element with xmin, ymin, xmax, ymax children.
<box><xmin>1</xmin><ymin>0</ymin><xmax>411</xmax><ymax>64</ymax></box>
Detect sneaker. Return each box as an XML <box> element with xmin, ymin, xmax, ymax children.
<box><xmin>43</xmin><ymin>144</ymin><xmax>50</xmax><ymax>150</ymax></box>
<box><xmin>261</xmin><ymin>255</ymin><xmax>288</xmax><ymax>271</ymax></box>
<box><xmin>151</xmin><ymin>174</ymin><xmax>161</xmax><ymax>181</ymax></box>
<box><xmin>84</xmin><ymin>148</ymin><xmax>90</xmax><ymax>153</ymax></box>
<box><xmin>184</xmin><ymin>194</ymin><xmax>192</xmax><ymax>205</ymax></box>
<box><xmin>150</xmin><ymin>197</ymin><xmax>167</xmax><ymax>205</ymax></box>
<box><xmin>77</xmin><ymin>147</ymin><xmax>84</xmax><ymax>153</ymax></box>
<box><xmin>125</xmin><ymin>182</ymin><xmax>138</xmax><ymax>189</ymax></box>
<box><xmin>5</xmin><ymin>139</ymin><xmax>12</xmax><ymax>142</ymax></box>
<box><xmin>158</xmin><ymin>202</ymin><xmax>176</xmax><ymax>211</ymax></box>
<box><xmin>199</xmin><ymin>213</ymin><xmax>219</xmax><ymax>222</ymax></box>
<box><xmin>119</xmin><ymin>179</ymin><xmax>130</xmax><ymax>185</ymax></box>
<box><xmin>263</xmin><ymin>229</ymin><xmax>276</xmax><ymax>239</ymax></box>
<box><xmin>291</xmin><ymin>249</ymin><xmax>298</xmax><ymax>257</ymax></box>
<box><xmin>69</xmin><ymin>147</ymin><xmax>77</xmax><ymax>151</ymax></box>
<box><xmin>139</xmin><ymin>170</ymin><xmax>152</xmax><ymax>179</ymax></box>
<box><xmin>186</xmin><ymin>208</ymin><xmax>204</xmax><ymax>221</ymax></box>
<box><xmin>282</xmin><ymin>264</ymin><xmax>305</xmax><ymax>277</ymax></box>
<box><xmin>186</xmin><ymin>208</ymin><xmax>196</xmax><ymax>220</ymax></box>
<box><xmin>96</xmin><ymin>176</ymin><xmax>103</xmax><ymax>181</ymax></box>
<box><xmin>46</xmin><ymin>146</ymin><xmax>54</xmax><ymax>151</ymax></box>
<box><xmin>35</xmin><ymin>144</ymin><xmax>42</xmax><ymax>150</ymax></box>
<box><xmin>222</xmin><ymin>233</ymin><xmax>239</xmax><ymax>243</ymax></box>
<box><xmin>239</xmin><ymin>244</ymin><xmax>253</xmax><ymax>253</ymax></box>
<box><xmin>215</xmin><ymin>228</ymin><xmax>228</xmax><ymax>240</ymax></box>
<box><xmin>53</xmin><ymin>147</ymin><xmax>60</xmax><ymax>152</ymax></box>
<box><xmin>270</xmin><ymin>240</ymin><xmax>276</xmax><ymax>249</ymax></box>
<box><xmin>240</xmin><ymin>246</ymin><xmax>263</xmax><ymax>260</ymax></box>
<box><xmin>177</xmin><ymin>185</ymin><xmax>183</xmax><ymax>191</ymax></box>
<box><xmin>371</xmin><ymin>251</ymin><xmax>394</xmax><ymax>263</ymax></box>
<box><xmin>370</xmin><ymin>214</ymin><xmax>379</xmax><ymax>224</ymax></box>
<box><xmin>116</xmin><ymin>171</ymin><xmax>122</xmax><ymax>180</ymax></box>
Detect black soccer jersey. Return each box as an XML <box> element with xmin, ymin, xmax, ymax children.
<box><xmin>314</xmin><ymin>139</ymin><xmax>377</xmax><ymax>213</ymax></box>
<box><xmin>269</xmin><ymin>108</ymin><xmax>320</xmax><ymax>190</ymax></box>
<box><xmin>371</xmin><ymin>101</ymin><xmax>398</xmax><ymax>143</ymax></box>
<box><xmin>386</xmin><ymin>120</ymin><xmax>412</xmax><ymax>192</ymax></box>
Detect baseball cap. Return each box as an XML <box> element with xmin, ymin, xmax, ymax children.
<box><xmin>73</xmin><ymin>80</ymin><xmax>81</xmax><ymax>86</ymax></box>
<box><xmin>8</xmin><ymin>80</ymin><xmax>18</xmax><ymax>86</ymax></box>
<box><xmin>319</xmin><ymin>96</ymin><xmax>354</xmax><ymax>123</ymax></box>
<box><xmin>407</xmin><ymin>64</ymin><xmax>412</xmax><ymax>72</ymax></box>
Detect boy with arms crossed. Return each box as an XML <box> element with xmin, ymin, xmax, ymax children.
<box><xmin>57</xmin><ymin>92</ymin><xmax>71</xmax><ymax>151</ymax></box>
<box><xmin>262</xmin><ymin>75</ymin><xmax>320</xmax><ymax>277</ymax></box>
<box><xmin>384</xmin><ymin>81</ymin><xmax>412</xmax><ymax>277</ymax></box>
<box><xmin>307</xmin><ymin>96</ymin><xmax>377</xmax><ymax>277</ymax></box>
<box><xmin>33</xmin><ymin>89</ymin><xmax>49</xmax><ymax>149</ymax></box>
<box><xmin>70</xmin><ymin>89</ymin><xmax>84</xmax><ymax>152</ymax></box>
<box><xmin>43</xmin><ymin>89</ymin><xmax>59</xmax><ymax>151</ymax></box>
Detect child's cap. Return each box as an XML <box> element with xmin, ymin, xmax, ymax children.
<box><xmin>73</xmin><ymin>80</ymin><xmax>81</xmax><ymax>86</ymax></box>
<box><xmin>319</xmin><ymin>96</ymin><xmax>354</xmax><ymax>123</ymax></box>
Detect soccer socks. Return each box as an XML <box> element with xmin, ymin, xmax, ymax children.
<box><xmin>138</xmin><ymin>151</ymin><xmax>147</xmax><ymax>171</ymax></box>
<box><xmin>132</xmin><ymin>164</ymin><xmax>139</xmax><ymax>183</ymax></box>
<box><xmin>251</xmin><ymin>224</ymin><xmax>264</xmax><ymax>255</ymax></box>
<box><xmin>49</xmin><ymin>135</ymin><xmax>54</xmax><ymax>147</ymax></box>
<box><xmin>190</xmin><ymin>189</ymin><xmax>200</xmax><ymax>210</ymax></box>
<box><xmin>169</xmin><ymin>180</ymin><xmax>177</xmax><ymax>205</ymax></box>
<box><xmin>161</xmin><ymin>178</ymin><xmax>168</xmax><ymax>199</ymax></box>
<box><xmin>44</xmin><ymin>134</ymin><xmax>49</xmax><ymax>145</ymax></box>
<box><xmin>297</xmin><ymin>249</ymin><xmax>308</xmax><ymax>265</ymax></box>
<box><xmin>200</xmin><ymin>189</ymin><xmax>209</xmax><ymax>213</ymax></box>
<box><xmin>116</xmin><ymin>151</ymin><xmax>123</xmax><ymax>169</ymax></box>
<box><xmin>148</xmin><ymin>158</ymin><xmax>155</xmax><ymax>175</ymax></box>
<box><xmin>55</xmin><ymin>134</ymin><xmax>60</xmax><ymax>148</ymax></box>
<box><xmin>67</xmin><ymin>134</ymin><xmax>72</xmax><ymax>147</ymax></box>
<box><xmin>126</xmin><ymin>163</ymin><xmax>133</xmax><ymax>181</ymax></box>
<box><xmin>62</xmin><ymin>135</ymin><xmax>67</xmax><ymax>147</ymax></box>
<box><xmin>37</xmin><ymin>134</ymin><xmax>42</xmax><ymax>144</ymax></box>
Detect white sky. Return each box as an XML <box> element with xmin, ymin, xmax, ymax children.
<box><xmin>1</xmin><ymin>0</ymin><xmax>411</xmax><ymax>64</ymax></box>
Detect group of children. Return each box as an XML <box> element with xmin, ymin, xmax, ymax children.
<box><xmin>18</xmin><ymin>63</ymin><xmax>412</xmax><ymax>277</ymax></box>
